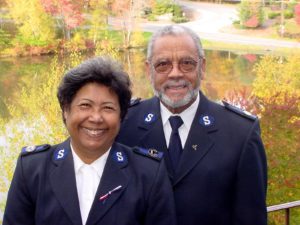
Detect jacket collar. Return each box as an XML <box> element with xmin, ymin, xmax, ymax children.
<box><xmin>50</xmin><ymin>140</ymin><xmax>129</xmax><ymax>225</ymax></box>
<box><xmin>135</xmin><ymin>93</ymin><xmax>218</xmax><ymax>186</ymax></box>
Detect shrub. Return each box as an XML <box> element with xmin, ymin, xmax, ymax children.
<box><xmin>238</xmin><ymin>0</ymin><xmax>265</xmax><ymax>28</ymax></box>
<box><xmin>141</xmin><ymin>7</ymin><xmax>152</xmax><ymax>18</ymax></box>
<box><xmin>147</xmin><ymin>14</ymin><xmax>157</xmax><ymax>21</ymax></box>
<box><xmin>172</xmin><ymin>4</ymin><xmax>182</xmax><ymax>17</ymax></box>
<box><xmin>268</xmin><ymin>11</ymin><xmax>280</xmax><ymax>19</ymax></box>
<box><xmin>152</xmin><ymin>0</ymin><xmax>172</xmax><ymax>15</ymax></box>
<box><xmin>0</xmin><ymin>29</ymin><xmax>11</xmax><ymax>51</ymax></box>
<box><xmin>284</xmin><ymin>10</ymin><xmax>294</xmax><ymax>19</ymax></box>
<box><xmin>172</xmin><ymin>16</ymin><xmax>188</xmax><ymax>23</ymax></box>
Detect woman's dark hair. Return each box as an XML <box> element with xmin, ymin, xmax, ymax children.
<box><xmin>57</xmin><ymin>56</ymin><xmax>132</xmax><ymax>121</ymax></box>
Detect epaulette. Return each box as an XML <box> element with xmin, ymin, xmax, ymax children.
<box><xmin>133</xmin><ymin>147</ymin><xmax>163</xmax><ymax>161</ymax></box>
<box><xmin>130</xmin><ymin>97</ymin><xmax>141</xmax><ymax>107</ymax></box>
<box><xmin>222</xmin><ymin>100</ymin><xmax>256</xmax><ymax>121</ymax></box>
<box><xmin>21</xmin><ymin>144</ymin><xmax>51</xmax><ymax>156</ymax></box>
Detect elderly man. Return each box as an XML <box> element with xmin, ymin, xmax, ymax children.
<box><xmin>117</xmin><ymin>25</ymin><xmax>267</xmax><ymax>225</ymax></box>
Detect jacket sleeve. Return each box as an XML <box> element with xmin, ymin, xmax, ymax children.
<box><xmin>144</xmin><ymin>159</ymin><xmax>177</xmax><ymax>225</ymax></box>
<box><xmin>233</xmin><ymin>119</ymin><xmax>267</xmax><ymax>225</ymax></box>
<box><xmin>3</xmin><ymin>156</ymin><xmax>35</xmax><ymax>225</ymax></box>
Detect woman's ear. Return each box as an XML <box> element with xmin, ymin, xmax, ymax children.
<box><xmin>63</xmin><ymin>108</ymin><xmax>69</xmax><ymax>123</ymax></box>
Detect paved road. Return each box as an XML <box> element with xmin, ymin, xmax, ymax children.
<box><xmin>140</xmin><ymin>1</ymin><xmax>300</xmax><ymax>49</ymax></box>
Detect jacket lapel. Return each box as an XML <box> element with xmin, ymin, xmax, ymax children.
<box><xmin>173</xmin><ymin>93</ymin><xmax>218</xmax><ymax>186</ymax></box>
<box><xmin>87</xmin><ymin>143</ymin><xmax>129</xmax><ymax>225</ymax></box>
<box><xmin>135</xmin><ymin>97</ymin><xmax>174</xmax><ymax>178</ymax></box>
<box><xmin>49</xmin><ymin>139</ymin><xmax>82</xmax><ymax>225</ymax></box>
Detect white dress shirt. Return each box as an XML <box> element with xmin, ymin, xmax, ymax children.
<box><xmin>160</xmin><ymin>93</ymin><xmax>200</xmax><ymax>149</ymax></box>
<box><xmin>71</xmin><ymin>144</ymin><xmax>110</xmax><ymax>225</ymax></box>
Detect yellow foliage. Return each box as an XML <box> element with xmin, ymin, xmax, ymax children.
<box><xmin>95</xmin><ymin>39</ymin><xmax>119</xmax><ymax>59</ymax></box>
<box><xmin>0</xmin><ymin>51</ymin><xmax>84</xmax><ymax>214</ymax></box>
<box><xmin>130</xmin><ymin>31</ymin><xmax>147</xmax><ymax>47</ymax></box>
<box><xmin>87</xmin><ymin>0</ymin><xmax>110</xmax><ymax>44</ymax></box>
<box><xmin>7</xmin><ymin>0</ymin><xmax>55</xmax><ymax>43</ymax></box>
<box><xmin>253</xmin><ymin>55</ymin><xmax>300</xmax><ymax>104</ymax></box>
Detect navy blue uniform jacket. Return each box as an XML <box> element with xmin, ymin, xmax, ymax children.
<box><xmin>117</xmin><ymin>92</ymin><xmax>267</xmax><ymax>225</ymax></box>
<box><xmin>4</xmin><ymin>140</ymin><xmax>177</xmax><ymax>225</ymax></box>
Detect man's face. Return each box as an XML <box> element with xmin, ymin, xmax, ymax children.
<box><xmin>147</xmin><ymin>34</ymin><xmax>205</xmax><ymax>113</ymax></box>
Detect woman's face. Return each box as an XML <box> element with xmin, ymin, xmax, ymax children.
<box><xmin>64</xmin><ymin>82</ymin><xmax>121</xmax><ymax>160</ymax></box>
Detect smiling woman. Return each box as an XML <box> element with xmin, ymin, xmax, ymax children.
<box><xmin>3</xmin><ymin>56</ymin><xmax>176</xmax><ymax>225</ymax></box>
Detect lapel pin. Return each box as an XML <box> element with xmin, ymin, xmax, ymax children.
<box><xmin>99</xmin><ymin>185</ymin><xmax>122</xmax><ymax>203</ymax></box>
<box><xmin>192</xmin><ymin>145</ymin><xmax>198</xmax><ymax>151</ymax></box>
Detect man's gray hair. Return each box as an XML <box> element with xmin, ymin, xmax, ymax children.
<box><xmin>146</xmin><ymin>25</ymin><xmax>205</xmax><ymax>61</ymax></box>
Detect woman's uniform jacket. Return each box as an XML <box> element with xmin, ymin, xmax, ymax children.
<box><xmin>116</xmin><ymin>92</ymin><xmax>268</xmax><ymax>225</ymax></box>
<box><xmin>3</xmin><ymin>140</ymin><xmax>176</xmax><ymax>225</ymax></box>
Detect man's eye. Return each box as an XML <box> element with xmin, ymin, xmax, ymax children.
<box><xmin>155</xmin><ymin>61</ymin><xmax>169</xmax><ymax>67</ymax></box>
<box><xmin>154</xmin><ymin>61</ymin><xmax>172</xmax><ymax>73</ymax></box>
<box><xmin>181</xmin><ymin>59</ymin><xmax>196</xmax><ymax>65</ymax></box>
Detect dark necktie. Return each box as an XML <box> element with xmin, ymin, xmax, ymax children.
<box><xmin>168</xmin><ymin>116</ymin><xmax>183</xmax><ymax>171</ymax></box>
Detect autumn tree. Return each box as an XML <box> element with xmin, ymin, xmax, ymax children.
<box><xmin>6</xmin><ymin>0</ymin><xmax>55</xmax><ymax>46</ymax></box>
<box><xmin>86</xmin><ymin>0</ymin><xmax>110</xmax><ymax>46</ymax></box>
<box><xmin>111</xmin><ymin>0</ymin><xmax>144</xmax><ymax>48</ymax></box>
<box><xmin>295</xmin><ymin>3</ymin><xmax>300</xmax><ymax>26</ymax></box>
<box><xmin>41</xmin><ymin>0</ymin><xmax>84</xmax><ymax>40</ymax></box>
<box><xmin>238</xmin><ymin>0</ymin><xmax>265</xmax><ymax>28</ymax></box>
<box><xmin>227</xmin><ymin>55</ymin><xmax>300</xmax><ymax>224</ymax></box>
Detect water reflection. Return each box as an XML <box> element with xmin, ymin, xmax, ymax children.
<box><xmin>0</xmin><ymin>49</ymin><xmax>260</xmax><ymax>119</ymax></box>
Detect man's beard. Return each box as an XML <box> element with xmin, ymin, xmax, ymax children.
<box><xmin>152</xmin><ymin>78</ymin><xmax>199</xmax><ymax>109</ymax></box>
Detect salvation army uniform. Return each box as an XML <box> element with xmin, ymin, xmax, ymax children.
<box><xmin>116</xmin><ymin>91</ymin><xmax>268</xmax><ymax>225</ymax></box>
<box><xmin>3</xmin><ymin>140</ymin><xmax>176</xmax><ymax>225</ymax></box>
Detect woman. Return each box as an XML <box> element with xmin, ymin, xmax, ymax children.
<box><xmin>4</xmin><ymin>56</ymin><xmax>176</xmax><ymax>225</ymax></box>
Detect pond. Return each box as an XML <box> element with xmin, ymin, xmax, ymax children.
<box><xmin>0</xmin><ymin>49</ymin><xmax>258</xmax><ymax>119</ymax></box>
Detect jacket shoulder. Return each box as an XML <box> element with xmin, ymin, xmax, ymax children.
<box><xmin>133</xmin><ymin>147</ymin><xmax>163</xmax><ymax>161</ymax></box>
<box><xmin>221</xmin><ymin>100</ymin><xmax>257</xmax><ymax>121</ymax></box>
<box><xmin>129</xmin><ymin>97</ymin><xmax>142</xmax><ymax>107</ymax></box>
<box><xmin>21</xmin><ymin>144</ymin><xmax>51</xmax><ymax>156</ymax></box>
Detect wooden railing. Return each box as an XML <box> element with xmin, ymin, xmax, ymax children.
<box><xmin>267</xmin><ymin>200</ymin><xmax>300</xmax><ymax>225</ymax></box>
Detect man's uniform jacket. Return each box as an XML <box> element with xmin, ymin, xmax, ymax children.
<box><xmin>116</xmin><ymin>92</ymin><xmax>267</xmax><ymax>225</ymax></box>
<box><xmin>4</xmin><ymin>140</ymin><xmax>176</xmax><ymax>225</ymax></box>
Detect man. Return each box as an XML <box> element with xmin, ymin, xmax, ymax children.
<box><xmin>116</xmin><ymin>25</ymin><xmax>267</xmax><ymax>225</ymax></box>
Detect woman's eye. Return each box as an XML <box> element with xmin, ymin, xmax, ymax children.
<box><xmin>79</xmin><ymin>103</ymin><xmax>90</xmax><ymax>108</ymax></box>
<box><xmin>104</xmin><ymin>106</ymin><xmax>115</xmax><ymax>111</ymax></box>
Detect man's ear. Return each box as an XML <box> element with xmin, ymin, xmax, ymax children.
<box><xmin>200</xmin><ymin>58</ymin><xmax>206</xmax><ymax>80</ymax></box>
<box><xmin>145</xmin><ymin>60</ymin><xmax>151</xmax><ymax>81</ymax></box>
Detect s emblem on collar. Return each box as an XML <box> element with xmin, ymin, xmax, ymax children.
<box><xmin>113</xmin><ymin>151</ymin><xmax>127</xmax><ymax>164</ymax></box>
<box><xmin>53</xmin><ymin>148</ymin><xmax>68</xmax><ymax>160</ymax></box>
<box><xmin>144</xmin><ymin>113</ymin><xmax>156</xmax><ymax>124</ymax></box>
<box><xmin>199</xmin><ymin>115</ymin><xmax>214</xmax><ymax>127</ymax></box>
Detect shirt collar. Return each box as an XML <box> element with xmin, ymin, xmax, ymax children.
<box><xmin>160</xmin><ymin>92</ymin><xmax>200</xmax><ymax>127</ymax></box>
<box><xmin>71</xmin><ymin>143</ymin><xmax>111</xmax><ymax>177</ymax></box>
